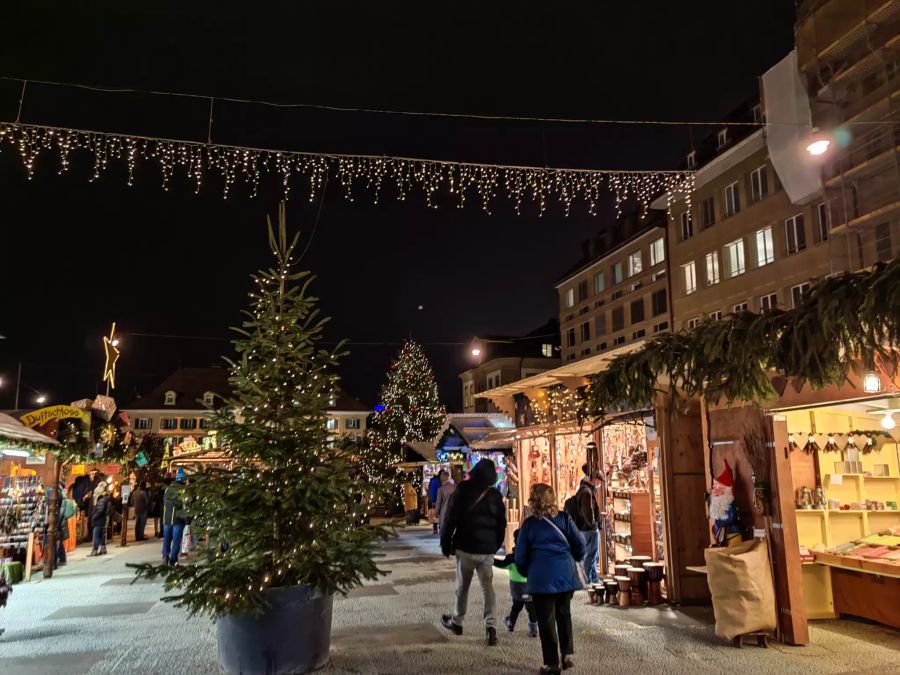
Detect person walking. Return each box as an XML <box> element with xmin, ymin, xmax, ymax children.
<box><xmin>515</xmin><ymin>483</ymin><xmax>585</xmax><ymax>674</ymax></box>
<box><xmin>439</xmin><ymin>458</ymin><xmax>506</xmax><ymax>646</ymax></box>
<box><xmin>427</xmin><ymin>471</ymin><xmax>443</xmax><ymax>533</ymax></box>
<box><xmin>89</xmin><ymin>481</ymin><xmax>110</xmax><ymax>556</ymax></box>
<box><xmin>132</xmin><ymin>482</ymin><xmax>150</xmax><ymax>541</ymax></box>
<box><xmin>162</xmin><ymin>469</ymin><xmax>187</xmax><ymax>565</ymax></box>
<box><xmin>434</xmin><ymin>470</ymin><xmax>455</xmax><ymax>532</ymax></box>
<box><xmin>564</xmin><ymin>464</ymin><xmax>603</xmax><ymax>584</ymax></box>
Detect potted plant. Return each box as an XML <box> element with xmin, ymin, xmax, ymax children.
<box><xmin>131</xmin><ymin>205</ymin><xmax>394</xmax><ymax>674</ymax></box>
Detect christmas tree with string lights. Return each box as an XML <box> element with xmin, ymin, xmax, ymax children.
<box><xmin>367</xmin><ymin>341</ymin><xmax>447</xmax><ymax>504</ymax></box>
<box><xmin>130</xmin><ymin>204</ymin><xmax>393</xmax><ymax>618</ymax></box>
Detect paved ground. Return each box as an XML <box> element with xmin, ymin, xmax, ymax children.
<box><xmin>1</xmin><ymin>527</ymin><xmax>898</xmax><ymax>674</ymax></box>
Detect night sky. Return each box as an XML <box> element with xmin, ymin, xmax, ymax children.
<box><xmin>0</xmin><ymin>1</ymin><xmax>796</xmax><ymax>411</ymax></box>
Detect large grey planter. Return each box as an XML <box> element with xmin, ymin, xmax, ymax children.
<box><xmin>216</xmin><ymin>585</ymin><xmax>333</xmax><ymax>674</ymax></box>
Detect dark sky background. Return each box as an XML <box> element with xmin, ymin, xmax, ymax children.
<box><xmin>0</xmin><ymin>1</ymin><xmax>796</xmax><ymax>411</ymax></box>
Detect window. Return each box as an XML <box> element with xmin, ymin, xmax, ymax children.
<box><xmin>709</xmin><ymin>311</ymin><xmax>723</xmax><ymax>321</ymax></box>
<box><xmin>179</xmin><ymin>418</ymin><xmax>198</xmax><ymax>430</ymax></box>
<box><xmin>566</xmin><ymin>327</ymin><xmax>575</xmax><ymax>347</ymax></box>
<box><xmin>578</xmin><ymin>280</ymin><xmax>589</xmax><ymax>302</ymax></box>
<box><xmin>199</xmin><ymin>417</ymin><xmax>213</xmax><ymax>430</ymax></box>
<box><xmin>611</xmin><ymin>262</ymin><xmax>623</xmax><ymax>285</ymax></box>
<box><xmin>750</xmin><ymin>166</ymin><xmax>768</xmax><ymax>203</ymax></box>
<box><xmin>755</xmin><ymin>226</ymin><xmax>775</xmax><ymax>267</ymax></box>
<box><xmin>649</xmin><ymin>237</ymin><xmax>665</xmax><ymax>266</ymax></box>
<box><xmin>598</xmin><ymin>342</ymin><xmax>608</xmax><ymax>351</ymax></box>
<box><xmin>705</xmin><ymin>252</ymin><xmax>721</xmax><ymax>286</ymax></box>
<box><xmin>816</xmin><ymin>202</ymin><xmax>829</xmax><ymax>243</ymax></box>
<box><xmin>700</xmin><ymin>197</ymin><xmax>715</xmax><ymax>229</ymax></box>
<box><xmin>580</xmin><ymin>322</ymin><xmax>591</xmax><ymax>342</ymax></box>
<box><xmin>202</xmin><ymin>391</ymin><xmax>215</xmax><ymax>407</ymax></box>
<box><xmin>628</xmin><ymin>251</ymin><xmax>642</xmax><ymax>277</ymax></box>
<box><xmin>593</xmin><ymin>271</ymin><xmax>605</xmax><ymax>294</ymax></box>
<box><xmin>651</xmin><ymin>289</ymin><xmax>667</xmax><ymax>317</ymax></box>
<box><xmin>716</xmin><ymin>129</ymin><xmax>728</xmax><ymax>149</ymax></box>
<box><xmin>160</xmin><ymin>418</ymin><xmax>178</xmax><ymax>430</ymax></box>
<box><xmin>686</xmin><ymin>151</ymin><xmax>696</xmax><ymax>169</ymax></box>
<box><xmin>632</xmin><ymin>329</ymin><xmax>646</xmax><ymax>340</ymax></box>
<box><xmin>630</xmin><ymin>280</ymin><xmax>643</xmax><ymax>292</ymax></box>
<box><xmin>651</xmin><ymin>269</ymin><xmax>667</xmax><ymax>283</ymax></box>
<box><xmin>760</xmin><ymin>292</ymin><xmax>778</xmax><ymax>311</ymax></box>
<box><xmin>564</xmin><ymin>288</ymin><xmax>575</xmax><ymax>308</ymax></box>
<box><xmin>134</xmin><ymin>418</ymin><xmax>152</xmax><ymax>430</ymax></box>
<box><xmin>541</xmin><ymin>343</ymin><xmax>553</xmax><ymax>357</ymax></box>
<box><xmin>791</xmin><ymin>282</ymin><xmax>811</xmax><ymax>308</ymax></box>
<box><xmin>611</xmin><ymin>307</ymin><xmax>625</xmax><ymax>332</ymax></box>
<box><xmin>613</xmin><ymin>336</ymin><xmax>626</xmax><ymax>346</ymax></box>
<box><xmin>611</xmin><ymin>289</ymin><xmax>623</xmax><ymax>300</ymax></box>
<box><xmin>733</xmin><ymin>302</ymin><xmax>748</xmax><ymax>313</ymax></box>
<box><xmin>326</xmin><ymin>418</ymin><xmax>338</xmax><ymax>431</ymax></box>
<box><xmin>785</xmin><ymin>214</ymin><xmax>806</xmax><ymax>255</ymax></box>
<box><xmin>751</xmin><ymin>104</ymin><xmax>763</xmax><ymax>123</ymax></box>
<box><xmin>346</xmin><ymin>418</ymin><xmax>361</xmax><ymax>430</ymax></box>
<box><xmin>595</xmin><ymin>315</ymin><xmax>607</xmax><ymax>337</ymax></box>
<box><xmin>164</xmin><ymin>391</ymin><xmax>176</xmax><ymax>406</ymax></box>
<box><xmin>652</xmin><ymin>321</ymin><xmax>669</xmax><ymax>334</ymax></box>
<box><xmin>680</xmin><ymin>211</ymin><xmax>693</xmax><ymax>240</ymax></box>
<box><xmin>724</xmin><ymin>239</ymin><xmax>746</xmax><ymax>278</ymax></box>
<box><xmin>724</xmin><ymin>181</ymin><xmax>741</xmax><ymax>216</ymax></box>
<box><xmin>682</xmin><ymin>261</ymin><xmax>697</xmax><ymax>295</ymax></box>
<box><xmin>631</xmin><ymin>299</ymin><xmax>645</xmax><ymax>324</ymax></box>
<box><xmin>686</xmin><ymin>317</ymin><xmax>701</xmax><ymax>330</ymax></box>
<box><xmin>875</xmin><ymin>222</ymin><xmax>893</xmax><ymax>261</ymax></box>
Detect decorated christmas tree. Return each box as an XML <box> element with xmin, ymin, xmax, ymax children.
<box><xmin>130</xmin><ymin>205</ymin><xmax>392</xmax><ymax>617</ymax></box>
<box><xmin>367</xmin><ymin>341</ymin><xmax>447</xmax><ymax>504</ymax></box>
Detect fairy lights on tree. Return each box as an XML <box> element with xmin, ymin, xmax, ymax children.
<box><xmin>129</xmin><ymin>204</ymin><xmax>393</xmax><ymax>617</ymax></box>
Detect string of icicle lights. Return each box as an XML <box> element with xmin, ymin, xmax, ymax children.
<box><xmin>0</xmin><ymin>120</ymin><xmax>694</xmax><ymax>215</ymax></box>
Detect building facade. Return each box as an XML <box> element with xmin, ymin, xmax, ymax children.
<box><xmin>556</xmin><ymin>211</ymin><xmax>671</xmax><ymax>361</ymax></box>
<box><xmin>459</xmin><ymin>319</ymin><xmax>560</xmax><ymax>413</ymax></box>
<box><xmin>795</xmin><ymin>0</ymin><xmax>900</xmax><ymax>271</ymax></box>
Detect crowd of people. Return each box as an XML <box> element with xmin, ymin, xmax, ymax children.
<box><xmin>432</xmin><ymin>459</ymin><xmax>603</xmax><ymax>675</ymax></box>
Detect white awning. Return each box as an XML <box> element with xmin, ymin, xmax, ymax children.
<box><xmin>0</xmin><ymin>412</ymin><xmax>59</xmax><ymax>448</ymax></box>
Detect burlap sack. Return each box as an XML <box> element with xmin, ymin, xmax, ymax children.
<box><xmin>704</xmin><ymin>538</ymin><xmax>777</xmax><ymax>640</ymax></box>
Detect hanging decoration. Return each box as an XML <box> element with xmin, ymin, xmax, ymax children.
<box><xmin>0</xmin><ymin>121</ymin><xmax>694</xmax><ymax>216</ymax></box>
<box><xmin>531</xmin><ymin>385</ymin><xmax>583</xmax><ymax>426</ymax></box>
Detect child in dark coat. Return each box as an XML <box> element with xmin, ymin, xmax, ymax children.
<box><xmin>494</xmin><ymin>529</ymin><xmax>538</xmax><ymax>637</ymax></box>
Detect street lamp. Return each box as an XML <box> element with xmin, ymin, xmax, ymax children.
<box><xmin>35</xmin><ymin>394</ymin><xmax>47</xmax><ymax>405</ymax></box>
<box><xmin>471</xmin><ymin>347</ymin><xmax>482</xmax><ymax>357</ymax></box>
<box><xmin>806</xmin><ymin>139</ymin><xmax>830</xmax><ymax>156</ymax></box>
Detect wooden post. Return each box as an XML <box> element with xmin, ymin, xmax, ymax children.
<box><xmin>42</xmin><ymin>454</ymin><xmax>64</xmax><ymax>579</ymax></box>
<box><xmin>24</xmin><ymin>532</ymin><xmax>34</xmax><ymax>582</ymax></box>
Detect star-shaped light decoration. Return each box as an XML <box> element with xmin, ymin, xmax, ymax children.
<box><xmin>102</xmin><ymin>322</ymin><xmax>121</xmax><ymax>389</ymax></box>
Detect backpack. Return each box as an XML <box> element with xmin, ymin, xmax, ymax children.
<box><xmin>564</xmin><ymin>491</ymin><xmax>589</xmax><ymax>531</ymax></box>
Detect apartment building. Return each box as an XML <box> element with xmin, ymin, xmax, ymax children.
<box><xmin>655</xmin><ymin>101</ymin><xmax>832</xmax><ymax>329</ymax></box>
<box><xmin>556</xmin><ymin>211</ymin><xmax>671</xmax><ymax>362</ymax></box>
<box><xmin>795</xmin><ymin>0</ymin><xmax>900</xmax><ymax>270</ymax></box>
<box><xmin>460</xmin><ymin>319</ymin><xmax>560</xmax><ymax>413</ymax></box>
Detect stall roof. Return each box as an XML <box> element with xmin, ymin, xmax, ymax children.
<box><xmin>0</xmin><ymin>412</ymin><xmax>59</xmax><ymax>447</ymax></box>
<box><xmin>474</xmin><ymin>341</ymin><xmax>644</xmax><ymax>398</ymax></box>
<box><xmin>403</xmin><ymin>441</ymin><xmax>438</xmax><ymax>463</ymax></box>
<box><xmin>469</xmin><ymin>429</ymin><xmax>517</xmax><ymax>451</ymax></box>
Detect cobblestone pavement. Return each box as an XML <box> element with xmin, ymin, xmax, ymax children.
<box><xmin>1</xmin><ymin>527</ymin><xmax>898</xmax><ymax>674</ymax></box>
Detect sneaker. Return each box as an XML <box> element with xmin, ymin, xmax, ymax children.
<box><xmin>528</xmin><ymin>621</ymin><xmax>539</xmax><ymax>638</ymax></box>
<box><xmin>88</xmin><ymin>549</ymin><xmax>99</xmax><ymax>557</ymax></box>
<box><xmin>440</xmin><ymin>614</ymin><xmax>462</xmax><ymax>635</ymax></box>
<box><xmin>504</xmin><ymin>616</ymin><xmax>515</xmax><ymax>632</ymax></box>
<box><xmin>486</xmin><ymin>627</ymin><xmax>498</xmax><ymax>646</ymax></box>
<box><xmin>99</xmin><ymin>547</ymin><xmax>107</xmax><ymax>555</ymax></box>
<box><xmin>562</xmin><ymin>655</ymin><xmax>575</xmax><ymax>670</ymax></box>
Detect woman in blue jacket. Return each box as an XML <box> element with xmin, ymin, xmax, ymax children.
<box><xmin>515</xmin><ymin>483</ymin><xmax>585</xmax><ymax>674</ymax></box>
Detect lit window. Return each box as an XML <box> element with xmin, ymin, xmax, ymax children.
<box><xmin>649</xmin><ymin>237</ymin><xmax>665</xmax><ymax>266</ymax></box>
<box><xmin>628</xmin><ymin>251</ymin><xmax>642</xmax><ymax>277</ymax></box>
<box><xmin>682</xmin><ymin>261</ymin><xmax>697</xmax><ymax>295</ymax></box>
<box><xmin>164</xmin><ymin>391</ymin><xmax>176</xmax><ymax>406</ymax></box>
<box><xmin>760</xmin><ymin>293</ymin><xmax>778</xmax><ymax>311</ymax></box>
<box><xmin>541</xmin><ymin>343</ymin><xmax>553</xmax><ymax>357</ymax></box>
<box><xmin>750</xmin><ymin>166</ymin><xmax>768</xmax><ymax>203</ymax></box>
<box><xmin>724</xmin><ymin>239</ymin><xmax>746</xmax><ymax>278</ymax></box>
<box><xmin>680</xmin><ymin>211</ymin><xmax>693</xmax><ymax>240</ymax></box>
<box><xmin>564</xmin><ymin>288</ymin><xmax>575</xmax><ymax>308</ymax></box>
<box><xmin>755</xmin><ymin>226</ymin><xmax>775</xmax><ymax>267</ymax></box>
<box><xmin>705</xmin><ymin>252</ymin><xmax>720</xmax><ymax>286</ymax></box>
<box><xmin>785</xmin><ymin>214</ymin><xmax>806</xmax><ymax>255</ymax></box>
<box><xmin>724</xmin><ymin>182</ymin><xmax>741</xmax><ymax>217</ymax></box>
<box><xmin>593</xmin><ymin>271</ymin><xmax>605</xmax><ymax>294</ymax></box>
<box><xmin>346</xmin><ymin>418</ymin><xmax>361</xmax><ymax>430</ymax></box>
<box><xmin>202</xmin><ymin>391</ymin><xmax>215</xmax><ymax>407</ymax></box>
<box><xmin>326</xmin><ymin>418</ymin><xmax>338</xmax><ymax>431</ymax></box>
<box><xmin>790</xmin><ymin>282</ymin><xmax>811</xmax><ymax>308</ymax></box>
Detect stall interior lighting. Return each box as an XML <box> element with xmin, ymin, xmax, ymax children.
<box><xmin>1</xmin><ymin>449</ymin><xmax>32</xmax><ymax>458</ymax></box>
<box><xmin>882</xmin><ymin>412</ymin><xmax>896</xmax><ymax>431</ymax></box>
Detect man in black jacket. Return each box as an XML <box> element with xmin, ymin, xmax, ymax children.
<box><xmin>439</xmin><ymin>458</ymin><xmax>506</xmax><ymax>646</ymax></box>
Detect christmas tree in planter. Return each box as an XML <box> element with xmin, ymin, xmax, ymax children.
<box><xmin>369</xmin><ymin>341</ymin><xmax>447</xmax><ymax>511</ymax></box>
<box><xmin>131</xmin><ymin>205</ymin><xmax>393</xmax><ymax>674</ymax></box>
